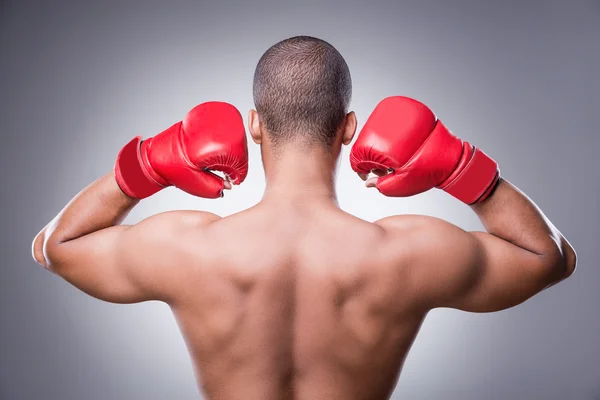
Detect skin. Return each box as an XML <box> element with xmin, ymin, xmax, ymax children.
<box><xmin>33</xmin><ymin>110</ymin><xmax>577</xmax><ymax>400</ymax></box>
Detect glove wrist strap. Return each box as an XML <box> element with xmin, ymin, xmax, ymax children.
<box><xmin>114</xmin><ymin>136</ymin><xmax>165</xmax><ymax>199</ymax></box>
<box><xmin>437</xmin><ymin>143</ymin><xmax>500</xmax><ymax>205</ymax></box>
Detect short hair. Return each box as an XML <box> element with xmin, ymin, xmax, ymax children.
<box><xmin>253</xmin><ymin>36</ymin><xmax>352</xmax><ymax>150</ymax></box>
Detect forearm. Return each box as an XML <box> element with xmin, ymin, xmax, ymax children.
<box><xmin>470</xmin><ymin>178</ymin><xmax>576</xmax><ymax>278</ymax></box>
<box><xmin>33</xmin><ymin>172</ymin><xmax>138</xmax><ymax>268</ymax></box>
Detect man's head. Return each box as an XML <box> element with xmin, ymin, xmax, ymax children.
<box><xmin>249</xmin><ymin>36</ymin><xmax>356</xmax><ymax>156</ymax></box>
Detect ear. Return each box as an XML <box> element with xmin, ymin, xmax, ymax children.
<box><xmin>342</xmin><ymin>111</ymin><xmax>357</xmax><ymax>146</ymax></box>
<box><xmin>248</xmin><ymin>109</ymin><xmax>262</xmax><ymax>145</ymax></box>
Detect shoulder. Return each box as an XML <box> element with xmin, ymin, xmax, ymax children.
<box><xmin>374</xmin><ymin>214</ymin><xmax>461</xmax><ymax>241</ymax></box>
<box><xmin>375</xmin><ymin>214</ymin><xmax>480</xmax><ymax>258</ymax></box>
<box><xmin>372</xmin><ymin>214</ymin><xmax>448</xmax><ymax>261</ymax></box>
<box><xmin>121</xmin><ymin>210</ymin><xmax>222</xmax><ymax>275</ymax></box>
<box><xmin>127</xmin><ymin>210</ymin><xmax>222</xmax><ymax>253</ymax></box>
<box><xmin>135</xmin><ymin>210</ymin><xmax>221</xmax><ymax>232</ymax></box>
<box><xmin>373</xmin><ymin>214</ymin><xmax>481</xmax><ymax>290</ymax></box>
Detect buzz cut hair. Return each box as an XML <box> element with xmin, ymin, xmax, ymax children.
<box><xmin>253</xmin><ymin>36</ymin><xmax>352</xmax><ymax>150</ymax></box>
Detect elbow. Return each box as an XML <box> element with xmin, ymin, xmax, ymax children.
<box><xmin>31</xmin><ymin>229</ymin><xmax>49</xmax><ymax>268</ymax></box>
<box><xmin>32</xmin><ymin>228</ymin><xmax>65</xmax><ymax>273</ymax></box>
<box><xmin>540</xmin><ymin>239</ymin><xmax>577</xmax><ymax>286</ymax></box>
<box><xmin>43</xmin><ymin>238</ymin><xmax>67</xmax><ymax>274</ymax></box>
<box><xmin>560</xmin><ymin>239</ymin><xmax>577</xmax><ymax>279</ymax></box>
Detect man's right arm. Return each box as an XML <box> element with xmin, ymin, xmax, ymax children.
<box><xmin>397</xmin><ymin>178</ymin><xmax>576</xmax><ymax>313</ymax></box>
<box><xmin>352</xmin><ymin>96</ymin><xmax>576</xmax><ymax>312</ymax></box>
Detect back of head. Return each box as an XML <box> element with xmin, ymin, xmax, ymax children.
<box><xmin>253</xmin><ymin>36</ymin><xmax>352</xmax><ymax>150</ymax></box>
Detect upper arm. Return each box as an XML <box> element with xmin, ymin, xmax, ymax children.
<box><xmin>42</xmin><ymin>211</ymin><xmax>219</xmax><ymax>304</ymax></box>
<box><xmin>377</xmin><ymin>215</ymin><xmax>563</xmax><ymax>313</ymax></box>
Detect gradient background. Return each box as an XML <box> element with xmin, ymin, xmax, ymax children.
<box><xmin>1</xmin><ymin>0</ymin><xmax>598</xmax><ymax>399</ymax></box>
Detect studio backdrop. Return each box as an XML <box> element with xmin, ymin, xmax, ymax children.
<box><xmin>1</xmin><ymin>1</ymin><xmax>598</xmax><ymax>399</ymax></box>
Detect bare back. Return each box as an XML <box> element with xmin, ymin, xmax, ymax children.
<box><xmin>35</xmin><ymin>174</ymin><xmax>574</xmax><ymax>399</ymax></box>
<box><xmin>171</xmin><ymin>203</ymin><xmax>425</xmax><ymax>400</ymax></box>
<box><xmin>33</xmin><ymin>171</ymin><xmax>575</xmax><ymax>400</ymax></box>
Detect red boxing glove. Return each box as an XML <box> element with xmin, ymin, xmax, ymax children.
<box><xmin>350</xmin><ymin>96</ymin><xmax>499</xmax><ymax>205</ymax></box>
<box><xmin>114</xmin><ymin>102</ymin><xmax>249</xmax><ymax>199</ymax></box>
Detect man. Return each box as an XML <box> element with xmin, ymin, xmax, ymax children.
<box><xmin>32</xmin><ymin>36</ymin><xmax>576</xmax><ymax>400</ymax></box>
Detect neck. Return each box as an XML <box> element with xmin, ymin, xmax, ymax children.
<box><xmin>261</xmin><ymin>144</ymin><xmax>340</xmax><ymax>205</ymax></box>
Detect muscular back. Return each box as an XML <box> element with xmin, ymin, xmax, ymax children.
<box><xmin>34</xmin><ymin>173</ymin><xmax>575</xmax><ymax>400</ymax></box>
<box><xmin>171</xmin><ymin>203</ymin><xmax>426</xmax><ymax>400</ymax></box>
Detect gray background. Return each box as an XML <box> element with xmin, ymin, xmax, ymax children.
<box><xmin>1</xmin><ymin>0</ymin><xmax>598</xmax><ymax>399</ymax></box>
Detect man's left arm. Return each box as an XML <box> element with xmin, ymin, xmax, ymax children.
<box><xmin>32</xmin><ymin>172</ymin><xmax>218</xmax><ymax>304</ymax></box>
<box><xmin>32</xmin><ymin>101</ymin><xmax>248</xmax><ymax>303</ymax></box>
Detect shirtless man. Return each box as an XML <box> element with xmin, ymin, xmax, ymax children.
<box><xmin>32</xmin><ymin>36</ymin><xmax>576</xmax><ymax>400</ymax></box>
